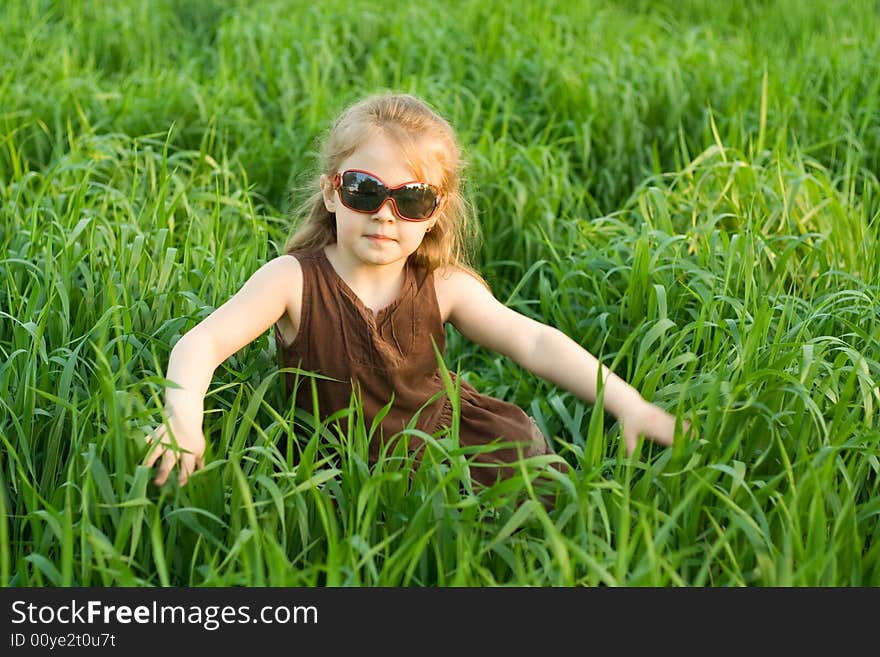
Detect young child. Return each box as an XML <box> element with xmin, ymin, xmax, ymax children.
<box><xmin>144</xmin><ymin>93</ymin><xmax>688</xmax><ymax>492</ymax></box>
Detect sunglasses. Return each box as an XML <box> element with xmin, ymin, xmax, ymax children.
<box><xmin>332</xmin><ymin>169</ymin><xmax>441</xmax><ymax>221</ymax></box>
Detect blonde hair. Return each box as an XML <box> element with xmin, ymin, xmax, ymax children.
<box><xmin>284</xmin><ymin>93</ymin><xmax>482</xmax><ymax>275</ymax></box>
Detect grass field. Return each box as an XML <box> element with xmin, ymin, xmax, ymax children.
<box><xmin>1</xmin><ymin>0</ymin><xmax>878</xmax><ymax>586</ymax></box>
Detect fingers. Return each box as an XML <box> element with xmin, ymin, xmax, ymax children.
<box><xmin>151</xmin><ymin>448</ymin><xmax>204</xmax><ymax>487</ymax></box>
<box><xmin>622</xmin><ymin>425</ymin><xmax>639</xmax><ymax>457</ymax></box>
<box><xmin>621</xmin><ymin>405</ymin><xmax>680</xmax><ymax>456</ymax></box>
<box><xmin>681</xmin><ymin>419</ymin><xmax>694</xmax><ymax>439</ymax></box>
<box><xmin>143</xmin><ymin>424</ymin><xmax>176</xmax><ymax>485</ymax></box>
<box><xmin>178</xmin><ymin>453</ymin><xmax>201</xmax><ymax>486</ymax></box>
<box><xmin>143</xmin><ymin>425</ymin><xmax>167</xmax><ymax>468</ymax></box>
<box><xmin>143</xmin><ymin>425</ymin><xmax>205</xmax><ymax>487</ymax></box>
<box><xmin>655</xmin><ymin>412</ymin><xmax>676</xmax><ymax>447</ymax></box>
<box><xmin>154</xmin><ymin>449</ymin><xmax>177</xmax><ymax>487</ymax></box>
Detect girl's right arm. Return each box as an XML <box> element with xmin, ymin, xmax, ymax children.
<box><xmin>144</xmin><ymin>255</ymin><xmax>302</xmax><ymax>486</ymax></box>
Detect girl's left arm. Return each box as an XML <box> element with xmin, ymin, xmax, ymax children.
<box><xmin>436</xmin><ymin>268</ymin><xmax>688</xmax><ymax>454</ymax></box>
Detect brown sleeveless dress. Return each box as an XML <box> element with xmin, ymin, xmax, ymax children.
<box><xmin>274</xmin><ymin>249</ymin><xmax>558</xmax><ymax>488</ymax></box>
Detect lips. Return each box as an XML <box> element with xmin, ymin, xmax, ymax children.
<box><xmin>365</xmin><ymin>234</ymin><xmax>396</xmax><ymax>241</ymax></box>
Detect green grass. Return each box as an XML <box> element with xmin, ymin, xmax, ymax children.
<box><xmin>1</xmin><ymin>0</ymin><xmax>878</xmax><ymax>586</ymax></box>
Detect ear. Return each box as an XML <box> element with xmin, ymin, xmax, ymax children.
<box><xmin>319</xmin><ymin>174</ymin><xmax>336</xmax><ymax>213</ymax></box>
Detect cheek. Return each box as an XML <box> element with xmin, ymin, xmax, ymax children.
<box><xmin>401</xmin><ymin>224</ymin><xmax>431</xmax><ymax>244</ymax></box>
<box><xmin>334</xmin><ymin>211</ymin><xmax>361</xmax><ymax>237</ymax></box>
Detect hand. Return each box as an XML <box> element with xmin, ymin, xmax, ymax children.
<box><xmin>143</xmin><ymin>418</ymin><xmax>206</xmax><ymax>487</ymax></box>
<box><xmin>621</xmin><ymin>400</ymin><xmax>690</xmax><ymax>457</ymax></box>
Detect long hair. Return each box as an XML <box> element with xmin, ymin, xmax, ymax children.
<box><xmin>284</xmin><ymin>93</ymin><xmax>482</xmax><ymax>277</ymax></box>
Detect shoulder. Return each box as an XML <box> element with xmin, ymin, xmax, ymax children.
<box><xmin>432</xmin><ymin>265</ymin><xmax>541</xmax><ymax>357</ymax></box>
<box><xmin>433</xmin><ymin>265</ymin><xmax>494</xmax><ymax>323</ymax></box>
<box><xmin>261</xmin><ymin>254</ymin><xmax>303</xmax><ymax>284</ymax></box>
<box><xmin>244</xmin><ymin>255</ymin><xmax>305</xmax><ymax>311</ymax></box>
<box><xmin>262</xmin><ymin>255</ymin><xmax>305</xmax><ymax>344</ymax></box>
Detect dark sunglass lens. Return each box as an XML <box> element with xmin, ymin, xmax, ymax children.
<box><xmin>394</xmin><ymin>185</ymin><xmax>438</xmax><ymax>220</ymax></box>
<box><xmin>341</xmin><ymin>172</ymin><xmax>385</xmax><ymax>211</ymax></box>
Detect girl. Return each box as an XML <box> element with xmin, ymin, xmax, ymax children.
<box><xmin>145</xmin><ymin>93</ymin><xmax>688</xmax><ymax>491</ymax></box>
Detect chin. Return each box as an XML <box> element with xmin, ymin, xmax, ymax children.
<box><xmin>359</xmin><ymin>249</ymin><xmax>401</xmax><ymax>266</ymax></box>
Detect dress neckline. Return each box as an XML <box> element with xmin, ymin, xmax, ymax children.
<box><xmin>318</xmin><ymin>248</ymin><xmax>413</xmax><ymax>321</ymax></box>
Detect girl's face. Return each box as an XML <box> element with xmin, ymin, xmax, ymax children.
<box><xmin>320</xmin><ymin>132</ymin><xmax>440</xmax><ymax>269</ymax></box>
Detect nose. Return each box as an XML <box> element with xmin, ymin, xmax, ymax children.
<box><xmin>372</xmin><ymin>198</ymin><xmax>397</xmax><ymax>222</ymax></box>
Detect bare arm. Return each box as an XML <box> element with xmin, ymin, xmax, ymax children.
<box><xmin>145</xmin><ymin>255</ymin><xmax>302</xmax><ymax>485</ymax></box>
<box><xmin>436</xmin><ymin>268</ymin><xmax>687</xmax><ymax>454</ymax></box>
